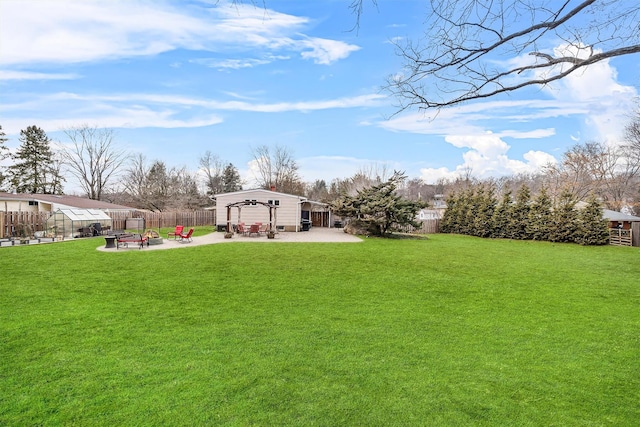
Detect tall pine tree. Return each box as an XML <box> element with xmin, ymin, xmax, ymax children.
<box><xmin>471</xmin><ymin>184</ymin><xmax>497</xmax><ymax>237</ymax></box>
<box><xmin>8</xmin><ymin>125</ymin><xmax>64</xmax><ymax>193</ymax></box>
<box><xmin>526</xmin><ymin>187</ymin><xmax>553</xmax><ymax>241</ymax></box>
<box><xmin>507</xmin><ymin>185</ymin><xmax>531</xmax><ymax>240</ymax></box>
<box><xmin>222</xmin><ymin>163</ymin><xmax>242</xmax><ymax>192</ymax></box>
<box><xmin>492</xmin><ymin>190</ymin><xmax>512</xmax><ymax>238</ymax></box>
<box><xmin>548</xmin><ymin>189</ymin><xmax>579</xmax><ymax>243</ymax></box>
<box><xmin>576</xmin><ymin>194</ymin><xmax>610</xmax><ymax>245</ymax></box>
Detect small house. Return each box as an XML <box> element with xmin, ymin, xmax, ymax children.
<box><xmin>603</xmin><ymin>208</ymin><xmax>640</xmax><ymax>247</ymax></box>
<box><xmin>213</xmin><ymin>189</ymin><xmax>331</xmax><ymax>232</ymax></box>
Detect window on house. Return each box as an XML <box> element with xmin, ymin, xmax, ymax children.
<box><xmin>29</xmin><ymin>201</ymin><xmax>39</xmax><ymax>206</ymax></box>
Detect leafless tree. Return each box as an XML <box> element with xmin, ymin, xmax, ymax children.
<box><xmin>543</xmin><ymin>141</ymin><xmax>639</xmax><ymax>210</ymax></box>
<box><xmin>199</xmin><ymin>151</ymin><xmax>225</xmax><ymax>196</ymax></box>
<box><xmin>623</xmin><ymin>111</ymin><xmax>640</xmax><ymax>214</ymax></box>
<box><xmin>250</xmin><ymin>144</ymin><xmax>303</xmax><ymax>194</ymax></box>
<box><xmin>0</xmin><ymin>125</ymin><xmax>11</xmax><ymax>190</ymax></box>
<box><xmin>384</xmin><ymin>0</ymin><xmax>640</xmax><ymax>111</ymax></box>
<box><xmin>60</xmin><ymin>125</ymin><xmax>128</xmax><ymax>200</ymax></box>
<box><xmin>121</xmin><ymin>153</ymin><xmax>149</xmax><ymax>203</ymax></box>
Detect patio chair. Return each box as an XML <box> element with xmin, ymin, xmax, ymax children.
<box><xmin>179</xmin><ymin>228</ymin><xmax>194</xmax><ymax>243</ymax></box>
<box><xmin>248</xmin><ymin>224</ymin><xmax>260</xmax><ymax>237</ymax></box>
<box><xmin>258</xmin><ymin>223</ymin><xmax>269</xmax><ymax>235</ymax></box>
<box><xmin>237</xmin><ymin>223</ymin><xmax>248</xmax><ymax>236</ymax></box>
<box><xmin>168</xmin><ymin>225</ymin><xmax>184</xmax><ymax>240</ymax></box>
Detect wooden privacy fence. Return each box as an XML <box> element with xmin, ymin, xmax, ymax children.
<box><xmin>96</xmin><ymin>210</ymin><xmax>217</xmax><ymax>231</ymax></box>
<box><xmin>396</xmin><ymin>219</ymin><xmax>441</xmax><ymax>234</ymax></box>
<box><xmin>0</xmin><ymin>210</ymin><xmax>217</xmax><ymax>238</ymax></box>
<box><xmin>0</xmin><ymin>211</ymin><xmax>50</xmax><ymax>238</ymax></box>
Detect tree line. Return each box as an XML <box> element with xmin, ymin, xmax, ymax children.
<box><xmin>0</xmin><ymin>109</ymin><xmax>638</xmax><ymax>215</ymax></box>
<box><xmin>440</xmin><ymin>184</ymin><xmax>610</xmax><ymax>245</ymax></box>
<box><xmin>0</xmin><ymin>124</ymin><xmax>432</xmax><ymax>212</ymax></box>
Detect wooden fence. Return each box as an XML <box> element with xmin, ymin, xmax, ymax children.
<box><xmin>396</xmin><ymin>219</ymin><xmax>441</xmax><ymax>234</ymax></box>
<box><xmin>0</xmin><ymin>210</ymin><xmax>217</xmax><ymax>239</ymax></box>
<box><xmin>609</xmin><ymin>228</ymin><xmax>633</xmax><ymax>247</ymax></box>
<box><xmin>0</xmin><ymin>211</ymin><xmax>51</xmax><ymax>238</ymax></box>
<box><xmin>107</xmin><ymin>211</ymin><xmax>217</xmax><ymax>231</ymax></box>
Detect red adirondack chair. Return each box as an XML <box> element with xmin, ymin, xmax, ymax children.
<box><xmin>168</xmin><ymin>225</ymin><xmax>184</xmax><ymax>240</ymax></box>
<box><xmin>179</xmin><ymin>228</ymin><xmax>194</xmax><ymax>243</ymax></box>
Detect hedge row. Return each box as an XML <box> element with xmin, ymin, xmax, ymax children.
<box><xmin>440</xmin><ymin>185</ymin><xmax>610</xmax><ymax>245</ymax></box>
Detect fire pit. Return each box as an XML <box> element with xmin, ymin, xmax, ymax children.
<box><xmin>143</xmin><ymin>229</ymin><xmax>163</xmax><ymax>245</ymax></box>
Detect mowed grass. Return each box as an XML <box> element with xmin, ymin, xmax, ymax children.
<box><xmin>1</xmin><ymin>230</ymin><xmax>639</xmax><ymax>425</ymax></box>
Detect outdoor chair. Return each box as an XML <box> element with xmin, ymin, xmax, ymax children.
<box><xmin>248</xmin><ymin>224</ymin><xmax>261</xmax><ymax>237</ymax></box>
<box><xmin>259</xmin><ymin>223</ymin><xmax>269</xmax><ymax>235</ymax></box>
<box><xmin>168</xmin><ymin>225</ymin><xmax>184</xmax><ymax>240</ymax></box>
<box><xmin>179</xmin><ymin>228</ymin><xmax>194</xmax><ymax>243</ymax></box>
<box><xmin>236</xmin><ymin>223</ymin><xmax>247</xmax><ymax>236</ymax></box>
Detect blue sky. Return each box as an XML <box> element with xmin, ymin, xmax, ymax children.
<box><xmin>1</xmin><ymin>0</ymin><xmax>639</xmax><ymax>192</ymax></box>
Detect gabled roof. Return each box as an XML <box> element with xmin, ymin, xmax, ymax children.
<box><xmin>213</xmin><ymin>188</ymin><xmax>307</xmax><ymax>201</ymax></box>
<box><xmin>0</xmin><ymin>192</ymin><xmax>134</xmax><ymax>211</ymax></box>
<box><xmin>603</xmin><ymin>209</ymin><xmax>640</xmax><ymax>222</ymax></box>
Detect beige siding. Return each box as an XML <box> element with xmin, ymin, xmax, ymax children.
<box><xmin>1</xmin><ymin>199</ymin><xmax>52</xmax><ymax>212</ymax></box>
<box><xmin>216</xmin><ymin>190</ymin><xmax>306</xmax><ymax>230</ymax></box>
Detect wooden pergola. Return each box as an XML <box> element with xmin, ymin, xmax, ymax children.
<box><xmin>225</xmin><ymin>200</ymin><xmax>278</xmax><ymax>236</ymax></box>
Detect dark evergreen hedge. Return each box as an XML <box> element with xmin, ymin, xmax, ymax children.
<box><xmin>440</xmin><ymin>185</ymin><xmax>610</xmax><ymax>246</ymax></box>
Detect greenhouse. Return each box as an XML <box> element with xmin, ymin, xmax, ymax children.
<box><xmin>46</xmin><ymin>209</ymin><xmax>112</xmax><ymax>239</ymax></box>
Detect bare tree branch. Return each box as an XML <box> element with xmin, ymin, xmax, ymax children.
<box><xmin>385</xmin><ymin>0</ymin><xmax>640</xmax><ymax>111</ymax></box>
<box><xmin>59</xmin><ymin>125</ymin><xmax>128</xmax><ymax>200</ymax></box>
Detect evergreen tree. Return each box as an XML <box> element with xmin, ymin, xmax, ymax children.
<box><xmin>458</xmin><ymin>187</ymin><xmax>475</xmax><ymax>235</ymax></box>
<box><xmin>439</xmin><ymin>192</ymin><xmax>459</xmax><ymax>233</ymax></box>
<box><xmin>526</xmin><ymin>187</ymin><xmax>553</xmax><ymax>241</ymax></box>
<box><xmin>548</xmin><ymin>189</ymin><xmax>579</xmax><ymax>243</ymax></box>
<box><xmin>507</xmin><ymin>185</ymin><xmax>531</xmax><ymax>240</ymax></box>
<box><xmin>576</xmin><ymin>194</ymin><xmax>610</xmax><ymax>245</ymax></box>
<box><xmin>492</xmin><ymin>190</ymin><xmax>512</xmax><ymax>238</ymax></box>
<box><xmin>471</xmin><ymin>184</ymin><xmax>497</xmax><ymax>237</ymax></box>
<box><xmin>222</xmin><ymin>163</ymin><xmax>242</xmax><ymax>192</ymax></box>
<box><xmin>8</xmin><ymin>125</ymin><xmax>64</xmax><ymax>193</ymax></box>
<box><xmin>331</xmin><ymin>171</ymin><xmax>425</xmax><ymax>236</ymax></box>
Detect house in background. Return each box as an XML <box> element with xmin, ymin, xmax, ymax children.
<box><xmin>0</xmin><ymin>192</ymin><xmax>134</xmax><ymax>213</ymax></box>
<box><xmin>417</xmin><ymin>194</ymin><xmax>447</xmax><ymax>220</ymax></box>
<box><xmin>213</xmin><ymin>189</ymin><xmax>331</xmax><ymax>232</ymax></box>
<box><xmin>603</xmin><ymin>208</ymin><xmax>640</xmax><ymax>247</ymax></box>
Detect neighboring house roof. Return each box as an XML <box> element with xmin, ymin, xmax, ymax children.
<box><xmin>0</xmin><ymin>192</ymin><xmax>135</xmax><ymax>211</ymax></box>
<box><xmin>602</xmin><ymin>209</ymin><xmax>640</xmax><ymax>222</ymax></box>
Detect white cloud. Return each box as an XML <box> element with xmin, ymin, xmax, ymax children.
<box><xmin>0</xmin><ymin>91</ymin><xmax>385</xmax><ymax>135</ymax></box>
<box><xmin>0</xmin><ymin>70</ymin><xmax>80</xmax><ymax>81</ymax></box>
<box><xmin>428</xmin><ymin>133</ymin><xmax>557</xmax><ymax>181</ymax></box>
<box><xmin>191</xmin><ymin>55</ymin><xmax>290</xmax><ymax>70</ymax></box>
<box><xmin>0</xmin><ymin>0</ymin><xmax>358</xmax><ymax>67</ymax></box>
<box><xmin>299</xmin><ymin>37</ymin><xmax>361</xmax><ymax>65</ymax></box>
<box><xmin>382</xmin><ymin>41</ymin><xmax>638</xmax><ymax>183</ymax></box>
<box><xmin>541</xmin><ymin>54</ymin><xmax>637</xmax><ymax>145</ymax></box>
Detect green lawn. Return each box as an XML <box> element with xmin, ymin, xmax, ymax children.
<box><xmin>1</xmin><ymin>231</ymin><xmax>639</xmax><ymax>425</ymax></box>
